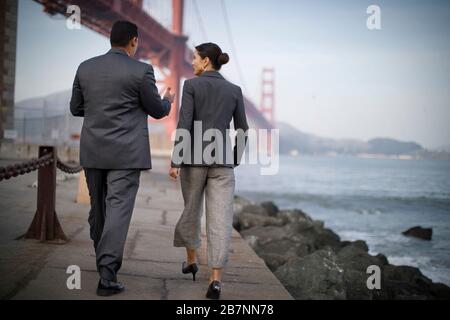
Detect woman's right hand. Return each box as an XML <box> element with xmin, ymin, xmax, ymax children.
<box><xmin>169</xmin><ymin>167</ymin><xmax>180</xmax><ymax>181</ymax></box>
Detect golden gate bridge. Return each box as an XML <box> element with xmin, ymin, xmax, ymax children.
<box><xmin>31</xmin><ymin>0</ymin><xmax>275</xmax><ymax>150</ymax></box>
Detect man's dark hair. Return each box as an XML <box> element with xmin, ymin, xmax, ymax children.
<box><xmin>110</xmin><ymin>21</ymin><xmax>138</xmax><ymax>47</ymax></box>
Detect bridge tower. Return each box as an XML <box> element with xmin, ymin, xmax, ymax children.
<box><xmin>149</xmin><ymin>0</ymin><xmax>188</xmax><ymax>150</ymax></box>
<box><xmin>259</xmin><ymin>68</ymin><xmax>275</xmax><ymax>154</ymax></box>
<box><xmin>259</xmin><ymin>68</ymin><xmax>275</xmax><ymax>125</ymax></box>
<box><xmin>166</xmin><ymin>0</ymin><xmax>185</xmax><ymax>140</ymax></box>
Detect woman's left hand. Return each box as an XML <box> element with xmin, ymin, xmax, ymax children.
<box><xmin>169</xmin><ymin>167</ymin><xmax>180</xmax><ymax>181</ymax></box>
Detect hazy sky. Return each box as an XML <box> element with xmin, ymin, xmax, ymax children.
<box><xmin>15</xmin><ymin>0</ymin><xmax>450</xmax><ymax>149</ymax></box>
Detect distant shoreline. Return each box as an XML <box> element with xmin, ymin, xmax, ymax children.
<box><xmin>282</xmin><ymin>152</ymin><xmax>450</xmax><ymax>161</ymax></box>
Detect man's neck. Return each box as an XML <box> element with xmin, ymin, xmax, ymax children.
<box><xmin>112</xmin><ymin>46</ymin><xmax>131</xmax><ymax>56</ymax></box>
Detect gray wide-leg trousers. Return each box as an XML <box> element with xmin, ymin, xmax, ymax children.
<box><xmin>173</xmin><ymin>166</ymin><xmax>235</xmax><ymax>268</ymax></box>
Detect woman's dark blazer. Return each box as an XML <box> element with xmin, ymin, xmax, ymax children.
<box><xmin>171</xmin><ymin>70</ymin><xmax>249</xmax><ymax>168</ymax></box>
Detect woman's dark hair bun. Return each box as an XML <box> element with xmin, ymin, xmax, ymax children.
<box><xmin>218</xmin><ymin>53</ymin><xmax>229</xmax><ymax>66</ymax></box>
<box><xmin>195</xmin><ymin>43</ymin><xmax>230</xmax><ymax>70</ymax></box>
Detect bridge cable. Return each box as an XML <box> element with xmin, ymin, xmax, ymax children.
<box><xmin>220</xmin><ymin>0</ymin><xmax>248</xmax><ymax>93</ymax></box>
<box><xmin>192</xmin><ymin>0</ymin><xmax>209</xmax><ymax>42</ymax></box>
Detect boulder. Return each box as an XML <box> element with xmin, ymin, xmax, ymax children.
<box><xmin>337</xmin><ymin>242</ymin><xmax>382</xmax><ymax>272</ymax></box>
<box><xmin>241</xmin><ymin>225</ymin><xmax>314</xmax><ymax>259</ymax></box>
<box><xmin>383</xmin><ymin>265</ymin><xmax>432</xmax><ymax>286</ymax></box>
<box><xmin>233</xmin><ymin>195</ymin><xmax>253</xmax><ymax>215</ymax></box>
<box><xmin>340</xmin><ymin>240</ymin><xmax>369</xmax><ymax>252</ymax></box>
<box><xmin>381</xmin><ymin>265</ymin><xmax>450</xmax><ymax>300</ymax></box>
<box><xmin>277</xmin><ymin>209</ymin><xmax>313</xmax><ymax>224</ymax></box>
<box><xmin>240</xmin><ymin>204</ymin><xmax>270</xmax><ymax>216</ymax></box>
<box><xmin>274</xmin><ymin>248</ymin><xmax>346</xmax><ymax>300</ymax></box>
<box><xmin>375</xmin><ymin>253</ymin><xmax>389</xmax><ymax>266</ymax></box>
<box><xmin>402</xmin><ymin>226</ymin><xmax>432</xmax><ymax>240</ymax></box>
<box><xmin>430</xmin><ymin>282</ymin><xmax>450</xmax><ymax>300</ymax></box>
<box><xmin>341</xmin><ymin>269</ymin><xmax>384</xmax><ymax>300</ymax></box>
<box><xmin>233</xmin><ymin>212</ymin><xmax>284</xmax><ymax>231</ymax></box>
<box><xmin>260</xmin><ymin>201</ymin><xmax>279</xmax><ymax>217</ymax></box>
<box><xmin>258</xmin><ymin>253</ymin><xmax>288</xmax><ymax>271</ymax></box>
<box><xmin>309</xmin><ymin>228</ymin><xmax>341</xmax><ymax>250</ymax></box>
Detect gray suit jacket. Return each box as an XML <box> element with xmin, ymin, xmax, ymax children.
<box><xmin>70</xmin><ymin>48</ymin><xmax>171</xmax><ymax>169</ymax></box>
<box><xmin>171</xmin><ymin>70</ymin><xmax>249</xmax><ymax>168</ymax></box>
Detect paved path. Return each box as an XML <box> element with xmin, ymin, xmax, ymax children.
<box><xmin>0</xmin><ymin>157</ymin><xmax>292</xmax><ymax>300</ymax></box>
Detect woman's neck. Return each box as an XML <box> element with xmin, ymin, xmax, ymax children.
<box><xmin>204</xmin><ymin>66</ymin><xmax>216</xmax><ymax>72</ymax></box>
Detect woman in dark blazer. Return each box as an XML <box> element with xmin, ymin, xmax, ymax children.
<box><xmin>169</xmin><ymin>42</ymin><xmax>249</xmax><ymax>299</ymax></box>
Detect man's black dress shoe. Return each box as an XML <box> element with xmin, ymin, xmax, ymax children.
<box><xmin>206</xmin><ymin>280</ymin><xmax>221</xmax><ymax>300</ymax></box>
<box><xmin>96</xmin><ymin>278</ymin><xmax>125</xmax><ymax>297</ymax></box>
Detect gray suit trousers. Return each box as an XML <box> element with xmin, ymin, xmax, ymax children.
<box><xmin>84</xmin><ymin>168</ymin><xmax>140</xmax><ymax>281</ymax></box>
<box><xmin>173</xmin><ymin>166</ymin><xmax>235</xmax><ymax>268</ymax></box>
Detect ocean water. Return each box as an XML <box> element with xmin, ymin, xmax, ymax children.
<box><xmin>234</xmin><ymin>155</ymin><xmax>450</xmax><ymax>286</ymax></box>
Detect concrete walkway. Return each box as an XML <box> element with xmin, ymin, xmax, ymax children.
<box><xmin>0</xmin><ymin>157</ymin><xmax>292</xmax><ymax>300</ymax></box>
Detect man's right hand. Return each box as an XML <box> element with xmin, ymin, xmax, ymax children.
<box><xmin>163</xmin><ymin>87</ymin><xmax>176</xmax><ymax>103</ymax></box>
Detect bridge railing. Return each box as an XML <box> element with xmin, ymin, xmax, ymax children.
<box><xmin>0</xmin><ymin>145</ymin><xmax>82</xmax><ymax>243</ymax></box>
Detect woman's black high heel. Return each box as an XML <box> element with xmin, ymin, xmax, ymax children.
<box><xmin>182</xmin><ymin>261</ymin><xmax>198</xmax><ymax>281</ymax></box>
<box><xmin>206</xmin><ymin>280</ymin><xmax>221</xmax><ymax>300</ymax></box>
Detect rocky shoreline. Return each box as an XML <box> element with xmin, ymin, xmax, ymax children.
<box><xmin>233</xmin><ymin>195</ymin><xmax>450</xmax><ymax>300</ymax></box>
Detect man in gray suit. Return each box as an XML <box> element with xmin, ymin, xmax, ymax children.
<box><xmin>70</xmin><ymin>20</ymin><xmax>175</xmax><ymax>296</ymax></box>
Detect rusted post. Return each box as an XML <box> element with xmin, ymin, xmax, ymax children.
<box><xmin>24</xmin><ymin>146</ymin><xmax>67</xmax><ymax>243</ymax></box>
